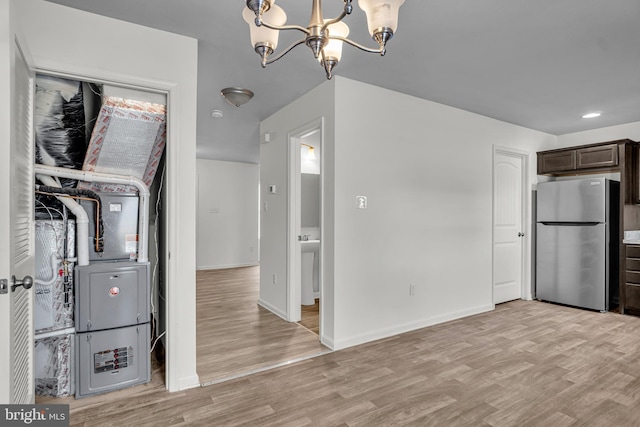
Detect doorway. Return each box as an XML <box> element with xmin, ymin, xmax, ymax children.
<box><xmin>32</xmin><ymin>72</ymin><xmax>168</xmax><ymax>400</ymax></box>
<box><xmin>288</xmin><ymin>119</ymin><xmax>323</xmax><ymax>333</ymax></box>
<box><xmin>492</xmin><ymin>146</ymin><xmax>530</xmax><ymax>304</ymax></box>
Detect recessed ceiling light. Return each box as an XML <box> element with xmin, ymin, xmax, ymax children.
<box><xmin>582</xmin><ymin>112</ymin><xmax>601</xmax><ymax>119</ymax></box>
<box><xmin>210</xmin><ymin>109</ymin><xmax>223</xmax><ymax>118</ymax></box>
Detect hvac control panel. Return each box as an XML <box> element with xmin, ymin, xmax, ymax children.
<box><xmin>94</xmin><ymin>346</ymin><xmax>133</xmax><ymax>373</ymax></box>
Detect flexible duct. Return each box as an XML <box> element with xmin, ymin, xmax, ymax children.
<box><xmin>33</xmin><ymin>164</ymin><xmax>150</xmax><ymax>263</ymax></box>
<box><xmin>35</xmin><ymin>174</ymin><xmax>90</xmax><ymax>266</ymax></box>
<box><xmin>35</xmin><ymin>253</ymin><xmax>62</xmax><ymax>287</ymax></box>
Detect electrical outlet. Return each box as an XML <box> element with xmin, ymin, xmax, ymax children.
<box><xmin>273</xmin><ymin>274</ymin><xmax>277</xmax><ymax>285</ymax></box>
<box><xmin>409</xmin><ymin>284</ymin><xmax>415</xmax><ymax>296</ymax></box>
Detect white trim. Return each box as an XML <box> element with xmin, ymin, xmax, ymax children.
<box><xmin>196</xmin><ymin>262</ymin><xmax>259</xmax><ymax>271</ymax></box>
<box><xmin>258</xmin><ymin>298</ymin><xmax>288</xmax><ymax>321</ymax></box>
<box><xmin>286</xmin><ymin>118</ymin><xmax>324</xmax><ymax>324</ymax></box>
<box><xmin>332</xmin><ymin>304</ymin><xmax>495</xmax><ymax>351</ymax></box>
<box><xmin>492</xmin><ymin>145</ymin><xmax>532</xmax><ymax>301</ymax></box>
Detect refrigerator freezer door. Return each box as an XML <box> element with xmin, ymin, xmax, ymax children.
<box><xmin>536</xmin><ymin>223</ymin><xmax>607</xmax><ymax>311</ymax></box>
<box><xmin>537</xmin><ymin>178</ymin><xmax>606</xmax><ymax>223</ymax></box>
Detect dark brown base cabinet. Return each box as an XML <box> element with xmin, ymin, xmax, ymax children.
<box><xmin>626</xmin><ymin>245</ymin><xmax>640</xmax><ymax>311</ymax></box>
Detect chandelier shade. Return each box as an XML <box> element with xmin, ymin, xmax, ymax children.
<box><xmin>318</xmin><ymin>20</ymin><xmax>349</xmax><ymax>64</ymax></box>
<box><xmin>243</xmin><ymin>4</ymin><xmax>287</xmax><ymax>59</ymax></box>
<box><xmin>243</xmin><ymin>0</ymin><xmax>404</xmax><ymax>79</ymax></box>
<box><xmin>359</xmin><ymin>0</ymin><xmax>405</xmax><ymax>37</ymax></box>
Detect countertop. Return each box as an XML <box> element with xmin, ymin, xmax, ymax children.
<box><xmin>624</xmin><ymin>230</ymin><xmax>640</xmax><ymax>245</ymax></box>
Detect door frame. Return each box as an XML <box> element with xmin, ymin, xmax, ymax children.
<box><xmin>287</xmin><ymin>118</ymin><xmax>323</xmax><ymax>326</ymax></box>
<box><xmin>26</xmin><ymin>67</ymin><xmax>175</xmax><ymax>387</ymax></box>
<box><xmin>492</xmin><ymin>145</ymin><xmax>532</xmax><ymax>302</ymax></box>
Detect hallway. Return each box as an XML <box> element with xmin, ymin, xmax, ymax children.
<box><xmin>196</xmin><ymin>266</ymin><xmax>329</xmax><ymax>385</ymax></box>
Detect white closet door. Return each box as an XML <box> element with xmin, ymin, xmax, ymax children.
<box><xmin>0</xmin><ymin>0</ymin><xmax>35</xmax><ymax>404</ymax></box>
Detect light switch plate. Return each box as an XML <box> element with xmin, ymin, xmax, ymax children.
<box><xmin>356</xmin><ymin>196</ymin><xmax>367</xmax><ymax>209</ymax></box>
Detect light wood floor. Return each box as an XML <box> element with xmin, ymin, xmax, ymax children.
<box><xmin>196</xmin><ymin>266</ymin><xmax>328</xmax><ymax>384</ymax></box>
<box><xmin>299</xmin><ymin>298</ymin><xmax>320</xmax><ymax>335</ymax></box>
<box><xmin>50</xmin><ymin>299</ymin><xmax>640</xmax><ymax>425</ymax></box>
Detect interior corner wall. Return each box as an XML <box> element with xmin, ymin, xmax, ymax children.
<box><xmin>196</xmin><ymin>159</ymin><xmax>259</xmax><ymax>270</ymax></box>
<box><xmin>259</xmin><ymin>79</ymin><xmax>336</xmax><ymax>342</ymax></box>
<box><xmin>16</xmin><ymin>0</ymin><xmax>199</xmax><ymax>391</ymax></box>
<box><xmin>330</xmin><ymin>77</ymin><xmax>555</xmax><ymax>349</ymax></box>
<box><xmin>556</xmin><ymin>121</ymin><xmax>640</xmax><ymax>148</ymax></box>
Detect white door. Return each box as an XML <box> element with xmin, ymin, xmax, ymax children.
<box><xmin>0</xmin><ymin>0</ymin><xmax>36</xmax><ymax>404</ymax></box>
<box><xmin>493</xmin><ymin>150</ymin><xmax>525</xmax><ymax>304</ymax></box>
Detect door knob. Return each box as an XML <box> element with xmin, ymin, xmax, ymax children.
<box><xmin>11</xmin><ymin>275</ymin><xmax>33</xmax><ymax>292</ymax></box>
<box><xmin>517</xmin><ymin>232</ymin><xmax>525</xmax><ymax>237</ymax></box>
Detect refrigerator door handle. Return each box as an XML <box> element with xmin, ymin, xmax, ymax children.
<box><xmin>539</xmin><ymin>221</ymin><xmax>601</xmax><ymax>226</ymax></box>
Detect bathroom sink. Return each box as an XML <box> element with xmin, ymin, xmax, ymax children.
<box><xmin>301</xmin><ymin>240</ymin><xmax>320</xmax><ymax>253</ymax></box>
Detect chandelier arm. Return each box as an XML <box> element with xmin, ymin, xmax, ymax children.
<box><xmin>330</xmin><ymin>36</ymin><xmax>385</xmax><ymax>55</ymax></box>
<box><xmin>264</xmin><ymin>38</ymin><xmax>307</xmax><ymax>65</ymax></box>
<box><xmin>258</xmin><ymin>17</ymin><xmax>310</xmax><ymax>35</ymax></box>
<box><xmin>320</xmin><ymin>11</ymin><xmax>348</xmax><ymax>33</ymax></box>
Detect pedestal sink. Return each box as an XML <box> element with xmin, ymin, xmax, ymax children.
<box><xmin>301</xmin><ymin>240</ymin><xmax>319</xmax><ymax>305</ymax></box>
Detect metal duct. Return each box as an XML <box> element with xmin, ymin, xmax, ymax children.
<box><xmin>33</xmin><ymin>164</ymin><xmax>150</xmax><ymax>263</ymax></box>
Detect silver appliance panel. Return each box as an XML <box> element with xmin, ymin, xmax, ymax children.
<box><xmin>536</xmin><ymin>223</ymin><xmax>607</xmax><ymax>311</ymax></box>
<box><xmin>75</xmin><ymin>262</ymin><xmax>150</xmax><ymax>332</ymax></box>
<box><xmin>75</xmin><ymin>323</ymin><xmax>150</xmax><ymax>398</ymax></box>
<box><xmin>537</xmin><ymin>178</ymin><xmax>607</xmax><ymax>223</ymax></box>
<box><xmin>81</xmin><ymin>192</ymin><xmax>139</xmax><ymax>261</ymax></box>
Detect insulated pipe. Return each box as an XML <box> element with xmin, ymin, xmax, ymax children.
<box><xmin>35</xmin><ymin>174</ymin><xmax>90</xmax><ymax>267</ymax></box>
<box><xmin>36</xmin><ymin>184</ymin><xmax>105</xmax><ymax>253</ymax></box>
<box><xmin>34</xmin><ymin>164</ymin><xmax>150</xmax><ymax>263</ymax></box>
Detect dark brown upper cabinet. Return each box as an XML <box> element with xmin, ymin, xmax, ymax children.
<box><xmin>537</xmin><ymin>140</ymin><xmax>629</xmax><ymax>176</ymax></box>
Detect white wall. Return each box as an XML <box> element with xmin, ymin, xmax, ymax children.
<box><xmin>259</xmin><ymin>76</ymin><xmax>556</xmax><ymax>351</ymax></box>
<box><xmin>196</xmin><ymin>159</ymin><xmax>259</xmax><ymax>270</ymax></box>
<box><xmin>16</xmin><ymin>0</ymin><xmax>199</xmax><ymax>391</ymax></box>
<box><xmin>330</xmin><ymin>77</ymin><xmax>555</xmax><ymax>348</ymax></box>
<box><xmin>260</xmin><ymin>80</ymin><xmax>336</xmax><ymax>339</ymax></box>
<box><xmin>556</xmin><ymin>121</ymin><xmax>640</xmax><ymax>147</ymax></box>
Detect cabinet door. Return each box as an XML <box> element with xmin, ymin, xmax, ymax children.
<box><xmin>576</xmin><ymin>144</ymin><xmax>618</xmax><ymax>169</ymax></box>
<box><xmin>537</xmin><ymin>150</ymin><xmax>576</xmax><ymax>174</ymax></box>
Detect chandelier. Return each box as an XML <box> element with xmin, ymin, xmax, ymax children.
<box><xmin>243</xmin><ymin>0</ymin><xmax>405</xmax><ymax>79</ymax></box>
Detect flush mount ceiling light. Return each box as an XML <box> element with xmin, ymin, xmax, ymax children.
<box><xmin>243</xmin><ymin>0</ymin><xmax>405</xmax><ymax>79</ymax></box>
<box><xmin>221</xmin><ymin>87</ymin><xmax>254</xmax><ymax>107</ymax></box>
<box><xmin>582</xmin><ymin>112</ymin><xmax>602</xmax><ymax>119</ymax></box>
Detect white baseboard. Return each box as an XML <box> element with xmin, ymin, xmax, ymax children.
<box><xmin>331</xmin><ymin>303</ymin><xmax>494</xmax><ymax>351</ymax></box>
<box><xmin>176</xmin><ymin>374</ymin><xmax>200</xmax><ymax>391</ymax></box>
<box><xmin>258</xmin><ymin>298</ymin><xmax>288</xmax><ymax>321</ymax></box>
<box><xmin>197</xmin><ymin>262</ymin><xmax>259</xmax><ymax>271</ymax></box>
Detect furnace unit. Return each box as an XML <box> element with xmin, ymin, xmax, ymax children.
<box><xmin>75</xmin><ymin>194</ymin><xmax>151</xmax><ymax>398</ymax></box>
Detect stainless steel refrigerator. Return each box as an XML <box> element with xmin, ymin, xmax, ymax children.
<box><xmin>536</xmin><ymin>177</ymin><xmax>619</xmax><ymax>311</ymax></box>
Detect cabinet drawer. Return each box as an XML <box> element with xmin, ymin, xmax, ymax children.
<box><xmin>628</xmin><ymin>258</ymin><xmax>640</xmax><ymax>271</ymax></box>
<box><xmin>626</xmin><ymin>284</ymin><xmax>640</xmax><ymax>310</ymax></box>
<box><xmin>627</xmin><ymin>245</ymin><xmax>640</xmax><ymax>259</ymax></box>
<box><xmin>627</xmin><ymin>271</ymin><xmax>640</xmax><ymax>284</ymax></box>
<box><xmin>576</xmin><ymin>144</ymin><xmax>618</xmax><ymax>169</ymax></box>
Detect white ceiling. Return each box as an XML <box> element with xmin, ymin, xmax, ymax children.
<box><xmin>44</xmin><ymin>0</ymin><xmax>640</xmax><ymax>164</ymax></box>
